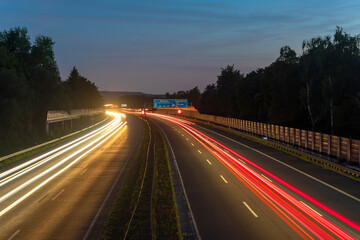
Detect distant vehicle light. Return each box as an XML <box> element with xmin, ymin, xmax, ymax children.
<box><xmin>178</xmin><ymin>110</ymin><xmax>182</xmax><ymax>114</ymax></box>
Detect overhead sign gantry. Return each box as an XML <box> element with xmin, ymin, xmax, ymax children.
<box><xmin>153</xmin><ymin>99</ymin><xmax>188</xmax><ymax>108</ymax></box>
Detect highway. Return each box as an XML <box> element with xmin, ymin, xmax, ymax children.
<box><xmin>0</xmin><ymin>112</ymin><xmax>142</xmax><ymax>240</ymax></box>
<box><xmin>1</xmin><ymin>110</ymin><xmax>359</xmax><ymax>240</ymax></box>
<box><xmin>148</xmin><ymin>113</ymin><xmax>360</xmax><ymax>240</ymax></box>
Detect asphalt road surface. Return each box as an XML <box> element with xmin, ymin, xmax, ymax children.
<box><xmin>0</xmin><ymin>113</ymin><xmax>142</xmax><ymax>240</ymax></box>
<box><xmin>1</xmin><ymin>111</ymin><xmax>359</xmax><ymax>240</ymax></box>
<box><xmin>148</xmin><ymin>113</ymin><xmax>360</xmax><ymax>240</ymax></box>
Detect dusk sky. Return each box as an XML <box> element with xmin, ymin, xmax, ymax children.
<box><xmin>1</xmin><ymin>0</ymin><xmax>360</xmax><ymax>94</ymax></box>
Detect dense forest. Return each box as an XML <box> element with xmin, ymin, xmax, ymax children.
<box><xmin>167</xmin><ymin>27</ymin><xmax>360</xmax><ymax>139</ymax></box>
<box><xmin>0</xmin><ymin>27</ymin><xmax>103</xmax><ymax>154</ymax></box>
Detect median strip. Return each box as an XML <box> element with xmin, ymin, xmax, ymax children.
<box><xmin>102</xmin><ymin>117</ymin><xmax>181</xmax><ymax>240</ymax></box>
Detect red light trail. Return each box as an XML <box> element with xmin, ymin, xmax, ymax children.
<box><xmin>150</xmin><ymin>113</ymin><xmax>359</xmax><ymax>239</ymax></box>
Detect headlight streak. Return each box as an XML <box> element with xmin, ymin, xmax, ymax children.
<box><xmin>0</xmin><ymin>121</ymin><xmax>125</xmax><ymax>203</ymax></box>
<box><xmin>0</xmin><ymin>117</ymin><xmax>118</xmax><ymax>183</ymax></box>
<box><xmin>0</xmin><ymin>112</ymin><xmax>126</xmax><ymax>217</ymax></box>
<box><xmin>151</xmin><ymin>113</ymin><xmax>359</xmax><ymax>239</ymax></box>
<box><xmin>0</xmin><ymin>120</ymin><xmax>120</xmax><ymax>187</ymax></box>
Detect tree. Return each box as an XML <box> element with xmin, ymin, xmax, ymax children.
<box><xmin>166</xmin><ymin>86</ymin><xmax>201</xmax><ymax>109</ymax></box>
<box><xmin>236</xmin><ymin>69</ymin><xmax>263</xmax><ymax>121</ymax></box>
<box><xmin>65</xmin><ymin>67</ymin><xmax>103</xmax><ymax>109</ymax></box>
<box><xmin>31</xmin><ymin>35</ymin><xmax>59</xmax><ymax>75</ymax></box>
<box><xmin>198</xmin><ymin>84</ymin><xmax>217</xmax><ymax>115</ymax></box>
<box><xmin>300</xmin><ymin>37</ymin><xmax>329</xmax><ymax>132</ymax></box>
<box><xmin>266</xmin><ymin>46</ymin><xmax>303</xmax><ymax>126</ymax></box>
<box><xmin>216</xmin><ymin>65</ymin><xmax>243</xmax><ymax>117</ymax></box>
<box><xmin>0</xmin><ymin>27</ymin><xmax>31</xmax><ymax>75</ymax></box>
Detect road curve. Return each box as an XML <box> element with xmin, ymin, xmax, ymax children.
<box><xmin>148</xmin><ymin>113</ymin><xmax>360</xmax><ymax>240</ymax></box>
<box><xmin>0</xmin><ymin>113</ymin><xmax>143</xmax><ymax>240</ymax></box>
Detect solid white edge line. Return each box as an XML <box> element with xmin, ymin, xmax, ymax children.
<box><xmin>243</xmin><ymin>202</ymin><xmax>258</xmax><ymax>218</ymax></box>
<box><xmin>83</xmin><ymin>120</ymin><xmax>133</xmax><ymax>240</ymax></box>
<box><xmin>0</xmin><ymin>122</ymin><xmax>125</xmax><ymax>203</ymax></box>
<box><xmin>0</xmin><ymin>117</ymin><xmax>109</xmax><ymax>162</ymax></box>
<box><xmin>220</xmin><ymin>175</ymin><xmax>228</xmax><ymax>183</ymax></box>
<box><xmin>7</xmin><ymin>230</ymin><xmax>20</xmax><ymax>240</ymax></box>
<box><xmin>0</xmin><ymin>118</ymin><xmax>118</xmax><ymax>186</ymax></box>
<box><xmin>239</xmin><ymin>159</ymin><xmax>246</xmax><ymax>164</ymax></box>
<box><xmin>0</xmin><ymin>120</ymin><xmax>126</xmax><ymax>217</ymax></box>
<box><xmin>261</xmin><ymin>174</ymin><xmax>273</xmax><ymax>182</ymax></box>
<box><xmin>300</xmin><ymin>201</ymin><xmax>323</xmax><ymax>216</ymax></box>
<box><xmin>52</xmin><ymin>189</ymin><xmax>65</xmax><ymax>201</ymax></box>
<box><xmin>158</xmin><ymin>123</ymin><xmax>202</xmax><ymax>240</ymax></box>
<box><xmin>197</xmin><ymin>125</ymin><xmax>360</xmax><ymax>203</ymax></box>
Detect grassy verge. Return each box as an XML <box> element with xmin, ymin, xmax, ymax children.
<box><xmin>0</xmin><ymin>115</ymin><xmax>108</xmax><ymax>168</ymax></box>
<box><xmin>102</xmin><ymin>119</ymin><xmax>150</xmax><ymax>240</ymax></box>
<box><xmin>151</xmin><ymin>122</ymin><xmax>182</xmax><ymax>240</ymax></box>
<box><xmin>125</xmin><ymin>120</ymin><xmax>154</xmax><ymax>239</ymax></box>
<box><xmin>101</xmin><ymin>118</ymin><xmax>181</xmax><ymax>240</ymax></box>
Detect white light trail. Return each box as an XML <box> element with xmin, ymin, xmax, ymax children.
<box><xmin>0</xmin><ymin>112</ymin><xmax>126</xmax><ymax>217</ymax></box>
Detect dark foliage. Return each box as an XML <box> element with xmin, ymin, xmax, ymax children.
<box><xmin>0</xmin><ymin>27</ymin><xmax>103</xmax><ymax>155</ymax></box>
<box><xmin>196</xmin><ymin>27</ymin><xmax>360</xmax><ymax>138</ymax></box>
<box><xmin>165</xmin><ymin>86</ymin><xmax>201</xmax><ymax>109</ymax></box>
<box><xmin>118</xmin><ymin>94</ymin><xmax>156</xmax><ymax>109</ymax></box>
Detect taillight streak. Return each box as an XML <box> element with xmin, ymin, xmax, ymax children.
<box><xmin>152</xmin><ymin>114</ymin><xmax>359</xmax><ymax>239</ymax></box>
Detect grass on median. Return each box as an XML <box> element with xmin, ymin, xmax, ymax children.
<box><xmin>102</xmin><ymin>119</ymin><xmax>150</xmax><ymax>240</ymax></box>
<box><xmin>151</xmin><ymin>123</ymin><xmax>182</xmax><ymax>240</ymax></box>
<box><xmin>101</xmin><ymin>118</ymin><xmax>181</xmax><ymax>240</ymax></box>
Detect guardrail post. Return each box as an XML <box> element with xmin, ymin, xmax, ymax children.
<box><xmin>358</xmin><ymin>142</ymin><xmax>360</xmax><ymax>167</ymax></box>
<box><xmin>305</xmin><ymin>131</ymin><xmax>308</xmax><ymax>149</ymax></box>
<box><xmin>282</xmin><ymin>127</ymin><xmax>285</xmax><ymax>142</ymax></box>
<box><xmin>287</xmin><ymin>127</ymin><xmax>290</xmax><ymax>143</ymax></box>
<box><xmin>312</xmin><ymin>132</ymin><xmax>315</xmax><ymax>151</ymax></box>
<box><xmin>347</xmin><ymin>138</ymin><xmax>351</xmax><ymax>163</ymax></box>
<box><xmin>337</xmin><ymin>137</ymin><xmax>341</xmax><ymax>159</ymax></box>
<box><xmin>293</xmin><ymin>128</ymin><xmax>295</xmax><ymax>145</ymax></box>
<box><xmin>45</xmin><ymin>122</ymin><xmax>50</xmax><ymax>135</ymax></box>
<box><xmin>319</xmin><ymin>133</ymin><xmax>322</xmax><ymax>155</ymax></box>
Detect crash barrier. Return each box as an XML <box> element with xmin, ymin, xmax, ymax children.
<box><xmin>46</xmin><ymin>108</ymin><xmax>105</xmax><ymax>135</ymax></box>
<box><xmin>47</xmin><ymin>108</ymin><xmax>104</xmax><ymax>122</ymax></box>
<box><xmin>155</xmin><ymin>109</ymin><xmax>360</xmax><ymax>167</ymax></box>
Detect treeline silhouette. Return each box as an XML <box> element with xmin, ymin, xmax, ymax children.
<box><xmin>168</xmin><ymin>27</ymin><xmax>360</xmax><ymax>139</ymax></box>
<box><xmin>0</xmin><ymin>27</ymin><xmax>103</xmax><ymax>155</ymax></box>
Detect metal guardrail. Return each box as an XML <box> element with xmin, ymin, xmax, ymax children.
<box><xmin>155</xmin><ymin>109</ymin><xmax>360</xmax><ymax>180</ymax></box>
<box><xmin>155</xmin><ymin>109</ymin><xmax>360</xmax><ymax>166</ymax></box>
<box><xmin>47</xmin><ymin>108</ymin><xmax>104</xmax><ymax>123</ymax></box>
<box><xmin>0</xmin><ymin>117</ymin><xmax>108</xmax><ymax>162</ymax></box>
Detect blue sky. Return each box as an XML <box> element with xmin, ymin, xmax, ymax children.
<box><xmin>1</xmin><ymin>0</ymin><xmax>360</xmax><ymax>93</ymax></box>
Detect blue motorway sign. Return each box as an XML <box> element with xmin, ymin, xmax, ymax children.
<box><xmin>153</xmin><ymin>99</ymin><xmax>188</xmax><ymax>108</ymax></box>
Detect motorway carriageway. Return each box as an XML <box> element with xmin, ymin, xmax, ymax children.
<box><xmin>0</xmin><ymin>112</ymin><xmax>141</xmax><ymax>240</ymax></box>
<box><xmin>148</xmin><ymin>113</ymin><xmax>360</xmax><ymax>240</ymax></box>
